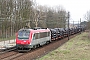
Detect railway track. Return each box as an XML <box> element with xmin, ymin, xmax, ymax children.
<box><xmin>0</xmin><ymin>47</ymin><xmax>16</xmax><ymax>55</ymax></box>
<box><xmin>1</xmin><ymin>52</ymin><xmax>25</xmax><ymax>60</ymax></box>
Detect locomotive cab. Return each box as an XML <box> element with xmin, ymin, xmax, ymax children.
<box><xmin>16</xmin><ymin>29</ymin><xmax>31</xmax><ymax>51</ymax></box>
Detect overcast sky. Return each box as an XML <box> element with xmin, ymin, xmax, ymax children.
<box><xmin>36</xmin><ymin>0</ymin><xmax>90</xmax><ymax>23</ymax></box>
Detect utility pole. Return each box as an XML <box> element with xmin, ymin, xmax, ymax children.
<box><xmin>80</xmin><ymin>18</ymin><xmax>81</xmax><ymax>26</ymax></box>
<box><xmin>73</xmin><ymin>21</ymin><xmax>74</xmax><ymax>28</ymax></box>
<box><xmin>80</xmin><ymin>18</ymin><xmax>81</xmax><ymax>34</ymax></box>
<box><xmin>68</xmin><ymin>12</ymin><xmax>70</xmax><ymax>40</ymax></box>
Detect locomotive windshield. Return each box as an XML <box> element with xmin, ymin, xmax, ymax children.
<box><xmin>18</xmin><ymin>29</ymin><xmax>30</xmax><ymax>40</ymax></box>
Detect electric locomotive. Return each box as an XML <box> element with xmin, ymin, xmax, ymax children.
<box><xmin>16</xmin><ymin>28</ymin><xmax>51</xmax><ymax>51</ymax></box>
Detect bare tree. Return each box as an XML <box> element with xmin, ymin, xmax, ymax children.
<box><xmin>85</xmin><ymin>11</ymin><xmax>90</xmax><ymax>21</ymax></box>
<box><xmin>85</xmin><ymin>10</ymin><xmax>90</xmax><ymax>29</ymax></box>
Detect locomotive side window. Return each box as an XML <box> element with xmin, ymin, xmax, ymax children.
<box><xmin>40</xmin><ymin>32</ymin><xmax>47</xmax><ymax>38</ymax></box>
<box><xmin>35</xmin><ymin>33</ymin><xmax>39</xmax><ymax>39</ymax></box>
<box><xmin>18</xmin><ymin>30</ymin><xmax>30</xmax><ymax>40</ymax></box>
<box><xmin>33</xmin><ymin>33</ymin><xmax>39</xmax><ymax>40</ymax></box>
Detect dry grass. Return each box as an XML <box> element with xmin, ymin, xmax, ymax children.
<box><xmin>38</xmin><ymin>32</ymin><xmax>90</xmax><ymax>60</ymax></box>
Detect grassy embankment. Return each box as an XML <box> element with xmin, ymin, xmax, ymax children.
<box><xmin>38</xmin><ymin>32</ymin><xmax>90</xmax><ymax>60</ymax></box>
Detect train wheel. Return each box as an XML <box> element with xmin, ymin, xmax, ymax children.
<box><xmin>37</xmin><ymin>44</ymin><xmax>40</xmax><ymax>48</ymax></box>
<box><xmin>33</xmin><ymin>45</ymin><xmax>37</xmax><ymax>49</ymax></box>
<box><xmin>46</xmin><ymin>41</ymin><xmax>48</xmax><ymax>45</ymax></box>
